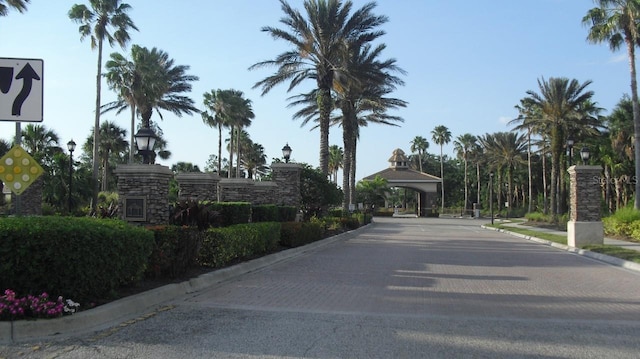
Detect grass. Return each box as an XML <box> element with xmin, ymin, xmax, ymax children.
<box><xmin>486</xmin><ymin>222</ymin><xmax>640</xmax><ymax>264</ymax></box>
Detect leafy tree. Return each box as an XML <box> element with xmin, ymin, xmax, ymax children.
<box><xmin>410</xmin><ymin>136</ymin><xmax>429</xmax><ymax>173</ymax></box>
<box><xmin>356</xmin><ymin>175</ymin><xmax>390</xmax><ymax>209</ymax></box>
<box><xmin>69</xmin><ymin>0</ymin><xmax>138</xmax><ymax>210</ymax></box>
<box><xmin>21</xmin><ymin>124</ymin><xmax>61</xmax><ymax>166</ymax></box>
<box><xmin>299</xmin><ymin>164</ymin><xmax>343</xmax><ymax>219</ymax></box>
<box><xmin>432</xmin><ymin>125</ymin><xmax>451</xmax><ymax>213</ymax></box>
<box><xmin>171</xmin><ymin>162</ymin><xmax>201</xmax><ymax>173</ymax></box>
<box><xmin>250</xmin><ymin>0</ymin><xmax>388</xmax><ymax>176</ymax></box>
<box><xmin>0</xmin><ymin>0</ymin><xmax>29</xmax><ymax>16</ymax></box>
<box><xmin>583</xmin><ymin>0</ymin><xmax>640</xmax><ymax>209</ymax></box>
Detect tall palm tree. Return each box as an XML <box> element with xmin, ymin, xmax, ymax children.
<box><xmin>524</xmin><ymin>77</ymin><xmax>600</xmax><ymax>220</ymax></box>
<box><xmin>69</xmin><ymin>0</ymin><xmax>137</xmax><ymax>210</ymax></box>
<box><xmin>83</xmin><ymin>121</ymin><xmax>127</xmax><ymax>191</ymax></box>
<box><xmin>583</xmin><ymin>0</ymin><xmax>640</xmax><ymax>209</ymax></box>
<box><xmin>229</xmin><ymin>94</ymin><xmax>254</xmax><ymax>178</ymax></box>
<box><xmin>432</xmin><ymin>125</ymin><xmax>451</xmax><ymax>213</ymax></box>
<box><xmin>453</xmin><ymin>133</ymin><xmax>477</xmax><ymax>215</ymax></box>
<box><xmin>242</xmin><ymin>142</ymin><xmax>268</xmax><ymax>180</ymax></box>
<box><xmin>202</xmin><ymin>89</ymin><xmax>237</xmax><ymax>176</ymax></box>
<box><xmin>102</xmin><ymin>45</ymin><xmax>199</xmax><ymax>162</ymax></box>
<box><xmin>21</xmin><ymin>124</ymin><xmax>61</xmax><ymax>164</ymax></box>
<box><xmin>103</xmin><ymin>51</ymin><xmax>137</xmax><ymax>162</ymax></box>
<box><xmin>410</xmin><ymin>136</ymin><xmax>429</xmax><ymax>173</ymax></box>
<box><xmin>250</xmin><ymin>0</ymin><xmax>388</xmax><ymax>176</ymax></box>
<box><xmin>0</xmin><ymin>0</ymin><xmax>29</xmax><ymax>16</ymax></box>
<box><xmin>328</xmin><ymin>145</ymin><xmax>344</xmax><ymax>184</ymax></box>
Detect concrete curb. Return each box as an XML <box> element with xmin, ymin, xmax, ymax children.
<box><xmin>1</xmin><ymin>224</ymin><xmax>370</xmax><ymax>344</ymax></box>
<box><xmin>482</xmin><ymin>225</ymin><xmax>640</xmax><ymax>273</ymax></box>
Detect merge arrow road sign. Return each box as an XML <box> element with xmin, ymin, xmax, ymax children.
<box><xmin>0</xmin><ymin>57</ymin><xmax>43</xmax><ymax>122</ymax></box>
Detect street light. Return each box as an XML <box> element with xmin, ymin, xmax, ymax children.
<box><xmin>489</xmin><ymin>172</ymin><xmax>494</xmax><ymax>225</ymax></box>
<box><xmin>580</xmin><ymin>146</ymin><xmax>590</xmax><ymax>165</ymax></box>
<box><xmin>134</xmin><ymin>127</ymin><xmax>157</xmax><ymax>164</ymax></box>
<box><xmin>67</xmin><ymin>139</ymin><xmax>76</xmax><ymax>213</ymax></box>
<box><xmin>567</xmin><ymin>136</ymin><xmax>575</xmax><ymax>167</ymax></box>
<box><xmin>282</xmin><ymin>143</ymin><xmax>292</xmax><ymax>163</ymax></box>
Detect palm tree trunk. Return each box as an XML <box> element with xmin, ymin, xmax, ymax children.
<box><xmin>317</xmin><ymin>87</ymin><xmax>331</xmax><ymax>176</ymax></box>
<box><xmin>217</xmin><ymin>124</ymin><xmax>222</xmax><ymax>174</ymax></box>
<box><xmin>527</xmin><ymin>128</ymin><xmax>532</xmax><ymax>213</ymax></box>
<box><xmin>236</xmin><ymin>128</ymin><xmax>241</xmax><ymax>178</ymax></box>
<box><xmin>129</xmin><ymin>104</ymin><xmax>135</xmax><ymax>163</ymax></box>
<box><xmin>440</xmin><ymin>145</ymin><xmax>444</xmax><ymax>214</ymax></box>
<box><xmin>341</xmin><ymin>108</ymin><xmax>354</xmax><ymax>212</ymax></box>
<box><xmin>91</xmin><ymin>39</ymin><xmax>104</xmax><ymax>212</ymax></box>
<box><xmin>350</xmin><ymin>135</ymin><xmax>357</xmax><ymax>207</ymax></box>
<box><xmin>476</xmin><ymin>162</ymin><xmax>481</xmax><ymax>207</ymax></box>
<box><xmin>542</xmin><ymin>146</ymin><xmax>548</xmax><ymax>215</ymax></box>
<box><xmin>101</xmin><ymin>155</ymin><xmax>109</xmax><ymax>192</ymax></box>
<box><xmin>463</xmin><ymin>157</ymin><xmax>468</xmax><ymax>215</ymax></box>
<box><xmin>626</xmin><ymin>38</ymin><xmax>640</xmax><ymax>210</ymax></box>
<box><xmin>228</xmin><ymin>126</ymin><xmax>234</xmax><ymax>178</ymax></box>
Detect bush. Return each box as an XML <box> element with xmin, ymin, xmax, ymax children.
<box><xmin>280</xmin><ymin>222</ymin><xmax>323</xmax><ymax>248</ymax></box>
<box><xmin>525</xmin><ymin>212</ymin><xmax>549</xmax><ymax>222</ymax></box>
<box><xmin>604</xmin><ymin>207</ymin><xmax>640</xmax><ymax>238</ymax></box>
<box><xmin>198</xmin><ymin>222</ymin><xmax>280</xmax><ymax>268</ymax></box>
<box><xmin>145</xmin><ymin>225</ymin><xmax>203</xmax><ymax>279</ymax></box>
<box><xmin>278</xmin><ymin>206</ymin><xmax>298</xmax><ymax>222</ymax></box>
<box><xmin>0</xmin><ymin>217</ymin><xmax>154</xmax><ymax>304</ymax></box>
<box><xmin>170</xmin><ymin>200</ymin><xmax>221</xmax><ymax>230</ymax></box>
<box><xmin>207</xmin><ymin>202</ymin><xmax>252</xmax><ymax>226</ymax></box>
<box><xmin>252</xmin><ymin>204</ymin><xmax>279</xmax><ymax>222</ymax></box>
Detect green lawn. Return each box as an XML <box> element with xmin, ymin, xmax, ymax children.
<box><xmin>486</xmin><ymin>223</ymin><xmax>640</xmax><ymax>264</ymax></box>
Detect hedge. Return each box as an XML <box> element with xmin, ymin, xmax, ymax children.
<box><xmin>0</xmin><ymin>217</ymin><xmax>154</xmax><ymax>304</ymax></box>
<box><xmin>198</xmin><ymin>222</ymin><xmax>280</xmax><ymax>268</ymax></box>
<box><xmin>145</xmin><ymin>225</ymin><xmax>203</xmax><ymax>279</ymax></box>
<box><xmin>280</xmin><ymin>222</ymin><xmax>324</xmax><ymax>248</ymax></box>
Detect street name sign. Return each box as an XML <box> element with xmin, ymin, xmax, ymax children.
<box><xmin>0</xmin><ymin>57</ymin><xmax>43</xmax><ymax>122</ymax></box>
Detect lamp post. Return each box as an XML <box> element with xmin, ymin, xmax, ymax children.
<box><xmin>282</xmin><ymin>143</ymin><xmax>292</xmax><ymax>163</ymax></box>
<box><xmin>134</xmin><ymin>127</ymin><xmax>157</xmax><ymax>164</ymax></box>
<box><xmin>567</xmin><ymin>136</ymin><xmax>574</xmax><ymax>167</ymax></box>
<box><xmin>580</xmin><ymin>146</ymin><xmax>590</xmax><ymax>165</ymax></box>
<box><xmin>67</xmin><ymin>139</ymin><xmax>76</xmax><ymax>213</ymax></box>
<box><xmin>489</xmin><ymin>172</ymin><xmax>494</xmax><ymax>225</ymax></box>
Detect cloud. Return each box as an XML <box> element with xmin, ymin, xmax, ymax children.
<box><xmin>608</xmin><ymin>54</ymin><xmax>627</xmax><ymax>64</ymax></box>
<box><xmin>498</xmin><ymin>116</ymin><xmax>512</xmax><ymax>125</ymax></box>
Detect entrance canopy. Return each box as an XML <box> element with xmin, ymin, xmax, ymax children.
<box><xmin>362</xmin><ymin>148</ymin><xmax>441</xmax><ymax>193</ymax></box>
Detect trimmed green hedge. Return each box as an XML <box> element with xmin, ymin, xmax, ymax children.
<box><xmin>280</xmin><ymin>222</ymin><xmax>324</xmax><ymax>248</ymax></box>
<box><xmin>252</xmin><ymin>204</ymin><xmax>279</xmax><ymax>222</ymax></box>
<box><xmin>198</xmin><ymin>222</ymin><xmax>280</xmax><ymax>268</ymax></box>
<box><xmin>0</xmin><ymin>217</ymin><xmax>154</xmax><ymax>304</ymax></box>
<box><xmin>146</xmin><ymin>225</ymin><xmax>203</xmax><ymax>279</ymax></box>
<box><xmin>207</xmin><ymin>202</ymin><xmax>252</xmax><ymax>226</ymax></box>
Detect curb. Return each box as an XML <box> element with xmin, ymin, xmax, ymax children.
<box><xmin>1</xmin><ymin>224</ymin><xmax>370</xmax><ymax>344</ymax></box>
<box><xmin>482</xmin><ymin>225</ymin><xmax>640</xmax><ymax>273</ymax></box>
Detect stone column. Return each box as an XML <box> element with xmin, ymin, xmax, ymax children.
<box><xmin>175</xmin><ymin>172</ymin><xmax>219</xmax><ymax>202</ymax></box>
<box><xmin>271</xmin><ymin>163</ymin><xmax>301</xmax><ymax>207</ymax></box>
<box><xmin>114</xmin><ymin>164</ymin><xmax>173</xmax><ymax>225</ymax></box>
<box><xmin>10</xmin><ymin>176</ymin><xmax>43</xmax><ymax>216</ymax></box>
<box><xmin>567</xmin><ymin>165</ymin><xmax>603</xmax><ymax>247</ymax></box>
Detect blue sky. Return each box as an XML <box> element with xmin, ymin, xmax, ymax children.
<box><xmin>0</xmin><ymin>0</ymin><xmax>629</xmax><ymax>182</ymax></box>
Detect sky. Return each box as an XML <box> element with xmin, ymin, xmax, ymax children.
<box><xmin>0</xmin><ymin>0</ymin><xmax>630</xmax><ymax>183</ymax></box>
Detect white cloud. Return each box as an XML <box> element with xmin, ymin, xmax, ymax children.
<box><xmin>498</xmin><ymin>116</ymin><xmax>512</xmax><ymax>125</ymax></box>
<box><xmin>608</xmin><ymin>54</ymin><xmax>627</xmax><ymax>64</ymax></box>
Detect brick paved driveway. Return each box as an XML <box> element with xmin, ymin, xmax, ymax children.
<box><xmin>3</xmin><ymin>217</ymin><xmax>640</xmax><ymax>358</ymax></box>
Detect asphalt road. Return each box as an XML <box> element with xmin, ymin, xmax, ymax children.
<box><xmin>2</xmin><ymin>217</ymin><xmax>640</xmax><ymax>358</ymax></box>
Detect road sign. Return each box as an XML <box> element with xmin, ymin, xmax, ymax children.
<box><xmin>0</xmin><ymin>57</ymin><xmax>43</xmax><ymax>122</ymax></box>
<box><xmin>0</xmin><ymin>145</ymin><xmax>44</xmax><ymax>195</ymax></box>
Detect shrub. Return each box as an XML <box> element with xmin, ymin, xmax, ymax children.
<box><xmin>198</xmin><ymin>222</ymin><xmax>280</xmax><ymax>268</ymax></box>
<box><xmin>280</xmin><ymin>222</ymin><xmax>323</xmax><ymax>248</ymax></box>
<box><xmin>525</xmin><ymin>212</ymin><xmax>549</xmax><ymax>222</ymax></box>
<box><xmin>252</xmin><ymin>204</ymin><xmax>279</xmax><ymax>222</ymax></box>
<box><xmin>277</xmin><ymin>206</ymin><xmax>298</xmax><ymax>222</ymax></box>
<box><xmin>339</xmin><ymin>216</ymin><xmax>360</xmax><ymax>230</ymax></box>
<box><xmin>207</xmin><ymin>202</ymin><xmax>252</xmax><ymax>226</ymax></box>
<box><xmin>170</xmin><ymin>200</ymin><xmax>221</xmax><ymax>230</ymax></box>
<box><xmin>0</xmin><ymin>217</ymin><xmax>154</xmax><ymax>304</ymax></box>
<box><xmin>145</xmin><ymin>225</ymin><xmax>203</xmax><ymax>278</ymax></box>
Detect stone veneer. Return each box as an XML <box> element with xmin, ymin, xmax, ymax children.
<box><xmin>10</xmin><ymin>176</ymin><xmax>43</xmax><ymax>215</ymax></box>
<box><xmin>114</xmin><ymin>164</ymin><xmax>173</xmax><ymax>225</ymax></box>
<box><xmin>270</xmin><ymin>163</ymin><xmax>301</xmax><ymax>206</ymax></box>
<box><xmin>567</xmin><ymin>165</ymin><xmax>603</xmax><ymax>247</ymax></box>
<box><xmin>175</xmin><ymin>172</ymin><xmax>220</xmax><ymax>201</ymax></box>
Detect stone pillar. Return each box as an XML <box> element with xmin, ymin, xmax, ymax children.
<box><xmin>114</xmin><ymin>164</ymin><xmax>173</xmax><ymax>225</ymax></box>
<box><xmin>271</xmin><ymin>163</ymin><xmax>301</xmax><ymax>207</ymax></box>
<box><xmin>567</xmin><ymin>165</ymin><xmax>603</xmax><ymax>247</ymax></box>
<box><xmin>175</xmin><ymin>172</ymin><xmax>219</xmax><ymax>202</ymax></box>
<box><xmin>10</xmin><ymin>176</ymin><xmax>43</xmax><ymax>215</ymax></box>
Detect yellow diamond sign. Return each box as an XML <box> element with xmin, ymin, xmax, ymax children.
<box><xmin>0</xmin><ymin>145</ymin><xmax>44</xmax><ymax>195</ymax></box>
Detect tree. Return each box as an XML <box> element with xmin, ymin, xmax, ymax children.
<box><xmin>299</xmin><ymin>164</ymin><xmax>343</xmax><ymax>219</ymax></box>
<box><xmin>103</xmin><ymin>51</ymin><xmax>137</xmax><ymax>162</ymax></box>
<box><xmin>0</xmin><ymin>0</ymin><xmax>29</xmax><ymax>16</ymax></box>
<box><xmin>202</xmin><ymin>89</ymin><xmax>235</xmax><ymax>177</ymax></box>
<box><xmin>171</xmin><ymin>162</ymin><xmax>201</xmax><ymax>173</ymax></box>
<box><xmin>583</xmin><ymin>0</ymin><xmax>640</xmax><ymax>209</ymax></box>
<box><xmin>453</xmin><ymin>133</ymin><xmax>477</xmax><ymax>215</ymax></box>
<box><xmin>328</xmin><ymin>145</ymin><xmax>343</xmax><ymax>184</ymax></box>
<box><xmin>432</xmin><ymin>125</ymin><xmax>451</xmax><ymax>213</ymax></box>
<box><xmin>83</xmin><ymin>120</ymin><xmax>128</xmax><ymax>192</ymax></box>
<box><xmin>250</xmin><ymin>0</ymin><xmax>388</xmax><ymax>176</ymax></box>
<box><xmin>524</xmin><ymin>77</ymin><xmax>600</xmax><ymax>220</ymax></box>
<box><xmin>21</xmin><ymin>124</ymin><xmax>61</xmax><ymax>167</ymax></box>
<box><xmin>356</xmin><ymin>175</ymin><xmax>390</xmax><ymax>208</ymax></box>
<box><xmin>242</xmin><ymin>142</ymin><xmax>268</xmax><ymax>180</ymax></box>
<box><xmin>410</xmin><ymin>136</ymin><xmax>429</xmax><ymax>172</ymax></box>
<box><xmin>69</xmin><ymin>0</ymin><xmax>137</xmax><ymax>210</ymax></box>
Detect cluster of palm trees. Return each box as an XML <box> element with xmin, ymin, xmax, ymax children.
<box><xmin>250</xmin><ymin>0</ymin><xmax>407</xmax><ymax>211</ymax></box>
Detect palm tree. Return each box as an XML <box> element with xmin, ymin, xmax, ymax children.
<box><xmin>328</xmin><ymin>145</ymin><xmax>343</xmax><ymax>184</ymax></box>
<box><xmin>583</xmin><ymin>0</ymin><xmax>640</xmax><ymax>209</ymax></box>
<box><xmin>524</xmin><ymin>77</ymin><xmax>600</xmax><ymax>220</ymax></box>
<box><xmin>0</xmin><ymin>0</ymin><xmax>29</xmax><ymax>16</ymax></box>
<box><xmin>250</xmin><ymin>0</ymin><xmax>388</xmax><ymax>176</ymax></box>
<box><xmin>410</xmin><ymin>136</ymin><xmax>429</xmax><ymax>172</ymax></box>
<box><xmin>103</xmin><ymin>51</ymin><xmax>137</xmax><ymax>162</ymax></box>
<box><xmin>21</xmin><ymin>124</ymin><xmax>61</xmax><ymax>164</ymax></box>
<box><xmin>453</xmin><ymin>133</ymin><xmax>477</xmax><ymax>215</ymax></box>
<box><xmin>242</xmin><ymin>142</ymin><xmax>268</xmax><ymax>179</ymax></box>
<box><xmin>83</xmin><ymin>121</ymin><xmax>127</xmax><ymax>191</ymax></box>
<box><xmin>228</xmin><ymin>94</ymin><xmax>254</xmax><ymax>178</ymax></box>
<box><xmin>432</xmin><ymin>125</ymin><xmax>451</xmax><ymax>213</ymax></box>
<box><xmin>202</xmin><ymin>89</ymin><xmax>236</xmax><ymax>176</ymax></box>
<box><xmin>69</xmin><ymin>0</ymin><xmax>137</xmax><ymax>210</ymax></box>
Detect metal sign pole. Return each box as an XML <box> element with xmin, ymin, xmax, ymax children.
<box><xmin>14</xmin><ymin>122</ymin><xmax>21</xmax><ymax>216</ymax></box>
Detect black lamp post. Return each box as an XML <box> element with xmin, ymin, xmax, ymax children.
<box><xmin>282</xmin><ymin>143</ymin><xmax>292</xmax><ymax>163</ymax></box>
<box><xmin>580</xmin><ymin>146</ymin><xmax>590</xmax><ymax>165</ymax></box>
<box><xmin>134</xmin><ymin>127</ymin><xmax>157</xmax><ymax>164</ymax></box>
<box><xmin>489</xmin><ymin>172</ymin><xmax>494</xmax><ymax>225</ymax></box>
<box><xmin>67</xmin><ymin>139</ymin><xmax>76</xmax><ymax>213</ymax></box>
<box><xmin>567</xmin><ymin>136</ymin><xmax>574</xmax><ymax>167</ymax></box>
